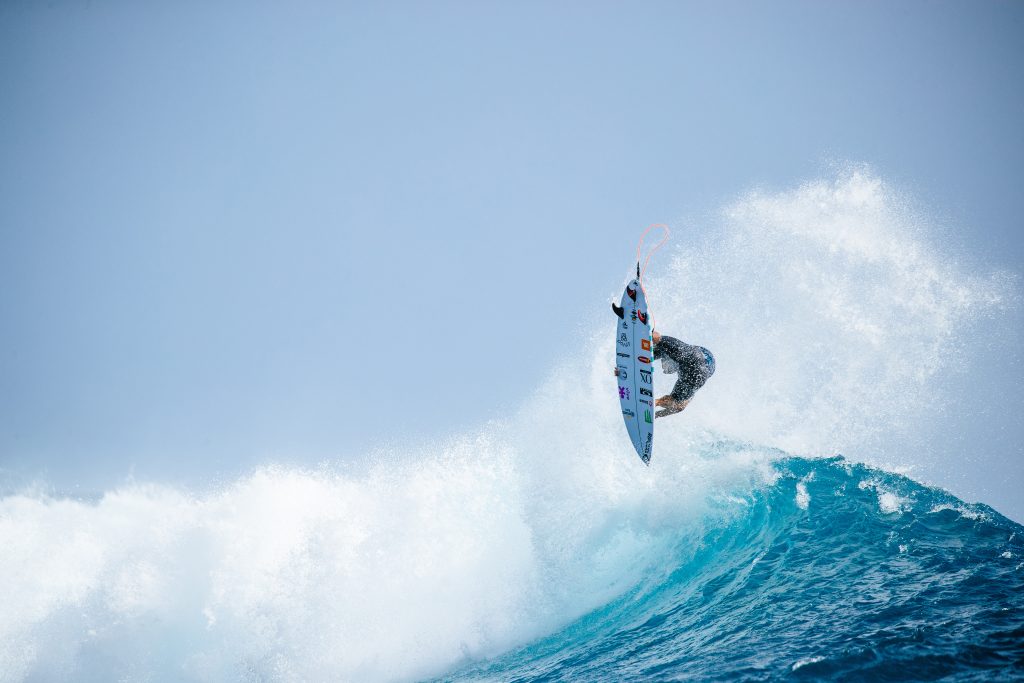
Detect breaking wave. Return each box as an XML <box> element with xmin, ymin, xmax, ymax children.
<box><xmin>1</xmin><ymin>169</ymin><xmax>1018</xmax><ymax>682</ymax></box>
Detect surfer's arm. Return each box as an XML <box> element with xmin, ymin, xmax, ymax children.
<box><xmin>654</xmin><ymin>336</ymin><xmax>693</xmax><ymax>363</ymax></box>
<box><xmin>655</xmin><ymin>395</ymin><xmax>689</xmax><ymax>418</ymax></box>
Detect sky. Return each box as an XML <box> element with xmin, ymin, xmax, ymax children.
<box><xmin>1</xmin><ymin>2</ymin><xmax>1022</xmax><ymax>514</ymax></box>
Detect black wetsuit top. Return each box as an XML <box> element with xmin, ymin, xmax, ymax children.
<box><xmin>653</xmin><ymin>336</ymin><xmax>716</xmax><ymax>401</ymax></box>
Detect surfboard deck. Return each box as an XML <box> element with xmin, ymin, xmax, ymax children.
<box><xmin>614</xmin><ymin>276</ymin><xmax>654</xmax><ymax>464</ymax></box>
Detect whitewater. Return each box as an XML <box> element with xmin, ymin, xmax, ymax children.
<box><xmin>1</xmin><ymin>170</ymin><xmax>1021</xmax><ymax>681</ymax></box>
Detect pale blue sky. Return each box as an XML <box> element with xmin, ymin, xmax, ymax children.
<box><xmin>1</xmin><ymin>2</ymin><xmax>1021</xmax><ymax>513</ymax></box>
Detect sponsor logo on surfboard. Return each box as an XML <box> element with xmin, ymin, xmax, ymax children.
<box><xmin>618</xmin><ymin>386</ymin><xmax>630</xmax><ymax>400</ymax></box>
<box><xmin>641</xmin><ymin>338</ymin><xmax>651</xmax><ymax>351</ymax></box>
<box><xmin>639</xmin><ymin>387</ymin><xmax>652</xmax><ymax>397</ymax></box>
<box><xmin>639</xmin><ymin>370</ymin><xmax>652</xmax><ymax>383</ymax></box>
<box><xmin>617</xmin><ymin>352</ymin><xmax>631</xmax><ymax>358</ymax></box>
<box><xmin>622</xmin><ymin>408</ymin><xmax>635</xmax><ymax>418</ymax></box>
<box><xmin>644</xmin><ymin>409</ymin><xmax>653</xmax><ymax>424</ymax></box>
<box><xmin>618</xmin><ymin>369</ymin><xmax>628</xmax><ymax>380</ymax></box>
<box><xmin>618</xmin><ymin>332</ymin><xmax>630</xmax><ymax>347</ymax></box>
<box><xmin>638</xmin><ymin>355</ymin><xmax>651</xmax><ymax>364</ymax></box>
<box><xmin>627</xmin><ymin>286</ymin><xmax>637</xmax><ymax>301</ymax></box>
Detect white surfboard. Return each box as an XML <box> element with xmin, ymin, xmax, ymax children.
<box><xmin>613</xmin><ymin>273</ymin><xmax>654</xmax><ymax>464</ymax></box>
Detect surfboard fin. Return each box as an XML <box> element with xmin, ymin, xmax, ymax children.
<box><xmin>612</xmin><ymin>303</ymin><xmax>625</xmax><ymax>319</ymax></box>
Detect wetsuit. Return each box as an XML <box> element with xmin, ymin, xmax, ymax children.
<box><xmin>653</xmin><ymin>336</ymin><xmax>716</xmax><ymax>401</ymax></box>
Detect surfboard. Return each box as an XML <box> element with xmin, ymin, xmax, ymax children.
<box><xmin>613</xmin><ymin>274</ymin><xmax>654</xmax><ymax>464</ymax></box>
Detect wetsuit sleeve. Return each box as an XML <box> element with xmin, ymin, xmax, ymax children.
<box><xmin>653</xmin><ymin>336</ymin><xmax>694</xmax><ymax>364</ymax></box>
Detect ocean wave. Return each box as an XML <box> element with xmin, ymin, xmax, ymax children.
<box><xmin>441</xmin><ymin>455</ymin><xmax>1024</xmax><ymax>682</ymax></box>
<box><xmin>2</xmin><ymin>169</ymin><xmax>1018</xmax><ymax>682</ymax></box>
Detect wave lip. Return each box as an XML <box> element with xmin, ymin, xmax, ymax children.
<box><xmin>442</xmin><ymin>454</ymin><xmax>1024</xmax><ymax>682</ymax></box>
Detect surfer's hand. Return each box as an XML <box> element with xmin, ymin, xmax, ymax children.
<box><xmin>655</xmin><ymin>396</ymin><xmax>689</xmax><ymax>417</ymax></box>
<box><xmin>613</xmin><ymin>368</ymin><xmax>620</xmax><ymax>377</ymax></box>
<box><xmin>655</xmin><ymin>405</ymin><xmax>682</xmax><ymax>419</ymax></box>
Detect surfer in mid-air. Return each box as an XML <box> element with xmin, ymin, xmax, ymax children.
<box><xmin>650</xmin><ymin>330</ymin><xmax>715</xmax><ymax>418</ymax></box>
<box><xmin>613</xmin><ymin>329</ymin><xmax>715</xmax><ymax>418</ymax></box>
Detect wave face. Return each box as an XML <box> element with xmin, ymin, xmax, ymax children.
<box><xmin>439</xmin><ymin>452</ymin><xmax>1024</xmax><ymax>681</ymax></box>
<box><xmin>1</xmin><ymin>170</ymin><xmax>1019</xmax><ymax>682</ymax></box>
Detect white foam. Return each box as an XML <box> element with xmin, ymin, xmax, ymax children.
<box><xmin>877</xmin><ymin>491</ymin><xmax>910</xmax><ymax>515</ymax></box>
<box><xmin>0</xmin><ymin>425</ymin><xmax>776</xmax><ymax>681</ymax></box>
<box><xmin>929</xmin><ymin>503</ymin><xmax>989</xmax><ymax>521</ymax></box>
<box><xmin>792</xmin><ymin>655</ymin><xmax>826</xmax><ymax>671</ymax></box>
<box><xmin>795</xmin><ymin>482</ymin><xmax>810</xmax><ymax>510</ymax></box>
<box><xmin>859</xmin><ymin>479</ymin><xmax>911</xmax><ymax>515</ymax></box>
<box><xmin>0</xmin><ymin>168</ymin><xmax>1010</xmax><ymax>682</ymax></box>
<box><xmin>652</xmin><ymin>168</ymin><xmax>1009</xmax><ymax>459</ymax></box>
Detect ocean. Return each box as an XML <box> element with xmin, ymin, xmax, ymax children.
<box><xmin>438</xmin><ymin>451</ymin><xmax>1024</xmax><ymax>681</ymax></box>
<box><xmin>1</xmin><ymin>170</ymin><xmax>1020</xmax><ymax>681</ymax></box>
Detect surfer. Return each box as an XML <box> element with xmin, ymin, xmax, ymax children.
<box><xmin>651</xmin><ymin>330</ymin><xmax>715</xmax><ymax>418</ymax></box>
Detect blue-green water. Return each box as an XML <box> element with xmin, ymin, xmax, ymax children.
<box><xmin>440</xmin><ymin>455</ymin><xmax>1024</xmax><ymax>682</ymax></box>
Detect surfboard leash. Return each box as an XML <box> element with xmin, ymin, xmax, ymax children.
<box><xmin>635</xmin><ymin>223</ymin><xmax>670</xmax><ymax>331</ymax></box>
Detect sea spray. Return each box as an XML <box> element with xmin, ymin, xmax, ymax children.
<box><xmin>650</xmin><ymin>169</ymin><xmax>1009</xmax><ymax>457</ymax></box>
<box><xmin>0</xmin><ymin>434</ymin><xmax>776</xmax><ymax>681</ymax></box>
<box><xmin>1</xmin><ymin>169</ymin><xmax>1017</xmax><ymax>682</ymax></box>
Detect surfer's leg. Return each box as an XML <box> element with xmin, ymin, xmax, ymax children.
<box><xmin>670</xmin><ymin>376</ymin><xmax>697</xmax><ymax>402</ymax></box>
